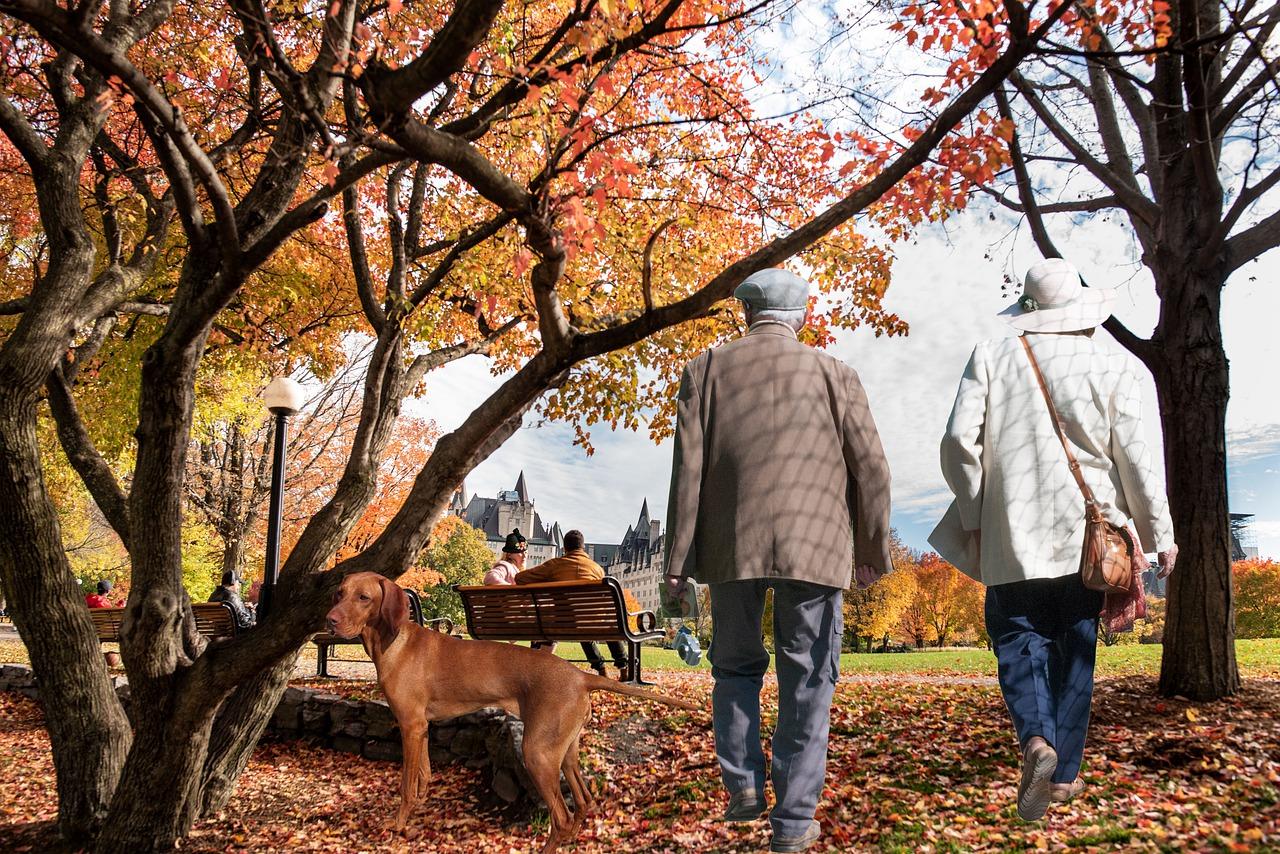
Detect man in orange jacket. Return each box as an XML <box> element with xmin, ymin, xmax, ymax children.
<box><xmin>515</xmin><ymin>529</ymin><xmax>629</xmax><ymax>677</ymax></box>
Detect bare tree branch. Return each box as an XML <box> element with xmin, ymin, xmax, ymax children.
<box><xmin>1008</xmin><ymin>70</ymin><xmax>1161</xmax><ymax>224</ymax></box>
<box><xmin>46</xmin><ymin>365</ymin><xmax>131</xmax><ymax>549</ymax></box>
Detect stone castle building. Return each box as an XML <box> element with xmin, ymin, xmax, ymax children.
<box><xmin>603</xmin><ymin>499</ymin><xmax>666</xmax><ymax>614</ymax></box>
<box><xmin>450</xmin><ymin>480</ymin><xmax>693</xmax><ymax>619</ymax></box>
<box><xmin>449</xmin><ymin>472</ymin><xmax>563</xmax><ymax>567</ymax></box>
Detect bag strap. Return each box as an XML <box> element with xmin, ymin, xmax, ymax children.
<box><xmin>1019</xmin><ymin>336</ymin><xmax>1103</xmax><ymax>517</ymax></box>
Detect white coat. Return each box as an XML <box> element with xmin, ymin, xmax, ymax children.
<box><xmin>930</xmin><ymin>332</ymin><xmax>1174</xmax><ymax>587</ymax></box>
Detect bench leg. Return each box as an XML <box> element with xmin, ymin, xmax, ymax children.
<box><xmin>317</xmin><ymin>644</ymin><xmax>330</xmax><ymax>678</ymax></box>
<box><xmin>622</xmin><ymin>641</ymin><xmax>654</xmax><ymax>687</ymax></box>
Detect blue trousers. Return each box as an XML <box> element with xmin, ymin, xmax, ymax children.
<box><xmin>985</xmin><ymin>574</ymin><xmax>1103</xmax><ymax>783</ymax></box>
<box><xmin>709</xmin><ymin>579</ymin><xmax>842</xmax><ymax>837</ymax></box>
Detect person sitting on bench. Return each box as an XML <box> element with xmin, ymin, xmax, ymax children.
<box><xmin>85</xmin><ymin>579</ymin><xmax>115</xmax><ymax>609</ymax></box>
<box><xmin>515</xmin><ymin>528</ymin><xmax>629</xmax><ymax>678</ymax></box>
<box><xmin>484</xmin><ymin>529</ymin><xmax>527</xmax><ymax>585</ymax></box>
<box><xmin>209</xmin><ymin>571</ymin><xmax>255</xmax><ymax>630</ymax></box>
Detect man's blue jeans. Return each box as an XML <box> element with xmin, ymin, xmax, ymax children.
<box><xmin>709</xmin><ymin>579</ymin><xmax>842</xmax><ymax>838</ymax></box>
<box><xmin>985</xmin><ymin>574</ymin><xmax>1103</xmax><ymax>783</ymax></box>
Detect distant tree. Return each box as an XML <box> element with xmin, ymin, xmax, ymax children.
<box><xmin>416</xmin><ymin>516</ymin><xmax>493</xmax><ymax>624</ymax></box>
<box><xmin>845</xmin><ymin>568</ymin><xmax>917</xmax><ymax>652</ymax></box>
<box><xmin>1234</xmin><ymin>559</ymin><xmax>1280</xmax><ymax>639</ymax></box>
<box><xmin>953</xmin><ymin>576</ymin><xmax>988</xmax><ymax>648</ymax></box>
<box><xmin>906</xmin><ymin>553</ymin><xmax>974</xmax><ymax>648</ymax></box>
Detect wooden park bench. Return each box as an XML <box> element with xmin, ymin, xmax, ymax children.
<box><xmin>312</xmin><ymin>587</ymin><xmax>454</xmax><ymax>677</ymax></box>
<box><xmin>88</xmin><ymin>602</ymin><xmax>240</xmax><ymax>643</ymax></box>
<box><xmin>454</xmin><ymin>577</ymin><xmax>663</xmax><ymax>685</ymax></box>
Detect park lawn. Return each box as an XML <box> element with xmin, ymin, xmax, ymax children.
<box><xmin>2</xmin><ymin>637</ymin><xmax>1278</xmax><ymax>679</ymax></box>
<box><xmin>556</xmin><ymin>637</ymin><xmax>1280</xmax><ymax>679</ymax></box>
<box><xmin>3</xmin><ymin>672</ymin><xmax>1279</xmax><ymax>853</ymax></box>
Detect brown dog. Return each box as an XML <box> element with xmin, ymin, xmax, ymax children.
<box><xmin>325</xmin><ymin>571</ymin><xmax>699</xmax><ymax>852</ymax></box>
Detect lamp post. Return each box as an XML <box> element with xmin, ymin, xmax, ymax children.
<box><xmin>259</xmin><ymin>376</ymin><xmax>305</xmax><ymax>621</ymax></box>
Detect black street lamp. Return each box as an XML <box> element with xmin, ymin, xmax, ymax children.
<box><xmin>258</xmin><ymin>376</ymin><xmax>304</xmax><ymax>621</ymax></box>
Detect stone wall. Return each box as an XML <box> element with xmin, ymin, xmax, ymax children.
<box><xmin>0</xmin><ymin>664</ymin><xmax>538</xmax><ymax>806</ymax></box>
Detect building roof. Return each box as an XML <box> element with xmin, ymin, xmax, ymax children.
<box><xmin>612</xmin><ymin>498</ymin><xmax>663</xmax><ymax>565</ymax></box>
<box><xmin>587</xmin><ymin>542</ymin><xmax>621</xmax><ymax>565</ymax></box>
<box><xmin>459</xmin><ymin>474</ymin><xmax>558</xmax><ymax>543</ymax></box>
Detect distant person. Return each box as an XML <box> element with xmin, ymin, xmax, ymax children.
<box><xmin>85</xmin><ymin>580</ymin><xmax>114</xmax><ymax>609</ymax></box>
<box><xmin>208</xmin><ymin>571</ymin><xmax>256</xmax><ymax>630</ymax></box>
<box><xmin>484</xmin><ymin>530</ymin><xmax>527</xmax><ymax>585</ymax></box>
<box><xmin>931</xmin><ymin>258</ymin><xmax>1177</xmax><ymax>820</ymax></box>
<box><xmin>516</xmin><ymin>529</ymin><xmax>630</xmax><ymax>678</ymax></box>
<box><xmin>663</xmin><ymin>268</ymin><xmax>893</xmax><ymax>854</ymax></box>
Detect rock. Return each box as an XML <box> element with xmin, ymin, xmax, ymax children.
<box><xmin>301</xmin><ymin>702</ymin><xmax>330</xmax><ymax>734</ymax></box>
<box><xmin>271</xmin><ymin>698</ymin><xmax>302</xmax><ymax>733</ymax></box>
<box><xmin>331</xmin><ymin>735</ymin><xmax>364</xmax><ymax>755</ymax></box>
<box><xmin>363</xmin><ymin>739</ymin><xmax>402</xmax><ymax>762</ymax></box>
<box><xmin>0</xmin><ymin>664</ymin><xmax>32</xmax><ymax>682</ymax></box>
<box><xmin>328</xmin><ymin>700</ymin><xmax>361</xmax><ymax>734</ymax></box>
<box><xmin>451</xmin><ymin>728</ymin><xmax>485</xmax><ymax>758</ymax></box>
<box><xmin>281</xmin><ymin>686</ymin><xmax>309</xmax><ymax>705</ymax></box>
<box><xmin>491</xmin><ymin>768</ymin><xmax>520</xmax><ymax>804</ymax></box>
<box><xmin>364</xmin><ymin>700</ymin><xmax>399</xmax><ymax>740</ymax></box>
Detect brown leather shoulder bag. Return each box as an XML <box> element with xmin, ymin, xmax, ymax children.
<box><xmin>1020</xmin><ymin>336</ymin><xmax>1134</xmax><ymax>595</ymax></box>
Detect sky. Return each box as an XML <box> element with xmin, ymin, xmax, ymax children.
<box><xmin>404</xmin><ymin>6</ymin><xmax>1280</xmax><ymax>560</ymax></box>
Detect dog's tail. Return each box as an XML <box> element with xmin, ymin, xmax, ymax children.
<box><xmin>584</xmin><ymin>674</ymin><xmax>701</xmax><ymax>711</ymax></box>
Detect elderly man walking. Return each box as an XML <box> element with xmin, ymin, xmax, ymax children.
<box><xmin>663</xmin><ymin>268</ymin><xmax>893</xmax><ymax>853</ymax></box>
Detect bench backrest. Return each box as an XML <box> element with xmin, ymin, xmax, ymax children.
<box><xmin>455</xmin><ymin>577</ymin><xmax>647</xmax><ymax>642</ymax></box>
<box><xmin>192</xmin><ymin>602</ymin><xmax>237</xmax><ymax>638</ymax></box>
<box><xmin>88</xmin><ymin>602</ymin><xmax>238</xmax><ymax>642</ymax></box>
<box><xmin>88</xmin><ymin>607</ymin><xmax>126</xmax><ymax>642</ymax></box>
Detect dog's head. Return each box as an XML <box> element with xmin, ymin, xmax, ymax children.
<box><xmin>326</xmin><ymin>572</ymin><xmax>408</xmax><ymax>647</ymax></box>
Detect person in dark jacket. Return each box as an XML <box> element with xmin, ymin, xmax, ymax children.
<box><xmin>209</xmin><ymin>571</ymin><xmax>255</xmax><ymax>629</ymax></box>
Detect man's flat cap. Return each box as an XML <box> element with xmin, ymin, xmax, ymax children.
<box><xmin>733</xmin><ymin>268</ymin><xmax>811</xmax><ymax>311</ymax></box>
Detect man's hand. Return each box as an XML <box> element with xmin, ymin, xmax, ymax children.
<box><xmin>663</xmin><ymin>574</ymin><xmax>689</xmax><ymax>611</ymax></box>
<box><xmin>854</xmin><ymin>565</ymin><xmax>880</xmax><ymax>590</ymax></box>
<box><xmin>1157</xmin><ymin>544</ymin><xmax>1179</xmax><ymax>579</ymax></box>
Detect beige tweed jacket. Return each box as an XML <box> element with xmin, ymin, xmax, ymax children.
<box><xmin>664</xmin><ymin>323</ymin><xmax>893</xmax><ymax>588</ymax></box>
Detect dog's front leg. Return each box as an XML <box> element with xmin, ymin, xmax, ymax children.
<box><xmin>394</xmin><ymin>721</ymin><xmax>427</xmax><ymax>831</ymax></box>
<box><xmin>415</xmin><ymin>723</ymin><xmax>432</xmax><ymax>803</ymax></box>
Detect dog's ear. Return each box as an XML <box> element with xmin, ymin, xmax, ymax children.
<box><xmin>377</xmin><ymin>575</ymin><xmax>408</xmax><ymax>644</ymax></box>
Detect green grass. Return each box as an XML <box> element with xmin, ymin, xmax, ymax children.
<box><xmin>2</xmin><ymin>632</ymin><xmax>1276</xmax><ymax>679</ymax></box>
<box><xmin>556</xmin><ymin>637</ymin><xmax>1280</xmax><ymax>678</ymax></box>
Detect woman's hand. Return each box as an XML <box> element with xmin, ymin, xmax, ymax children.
<box><xmin>1157</xmin><ymin>544</ymin><xmax>1179</xmax><ymax>579</ymax></box>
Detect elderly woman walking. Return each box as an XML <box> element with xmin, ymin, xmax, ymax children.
<box><xmin>930</xmin><ymin>258</ymin><xmax>1178</xmax><ymax>821</ymax></box>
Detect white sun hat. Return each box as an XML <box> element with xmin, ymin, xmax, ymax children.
<box><xmin>998</xmin><ymin>258</ymin><xmax>1118</xmax><ymax>333</ymax></box>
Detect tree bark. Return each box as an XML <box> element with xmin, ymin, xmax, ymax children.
<box><xmin>193</xmin><ymin>652</ymin><xmax>299</xmax><ymax>820</ymax></box>
<box><xmin>1155</xmin><ymin>263</ymin><xmax>1239</xmax><ymax>699</ymax></box>
<box><xmin>0</xmin><ymin>395</ymin><xmax>133</xmax><ymax>845</ymax></box>
<box><xmin>95</xmin><ymin>692</ymin><xmax>220</xmax><ymax>853</ymax></box>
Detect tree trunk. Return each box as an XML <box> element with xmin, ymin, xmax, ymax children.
<box><xmin>194</xmin><ymin>652</ymin><xmax>299</xmax><ymax>820</ymax></box>
<box><xmin>1155</xmin><ymin>263</ymin><xmax>1239</xmax><ymax>700</ymax></box>
<box><xmin>0</xmin><ymin>396</ymin><xmax>132</xmax><ymax>844</ymax></box>
<box><xmin>95</xmin><ymin>692</ymin><xmax>219</xmax><ymax>853</ymax></box>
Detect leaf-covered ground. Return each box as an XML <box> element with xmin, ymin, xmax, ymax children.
<box><xmin>3</xmin><ymin>668</ymin><xmax>1279</xmax><ymax>853</ymax></box>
